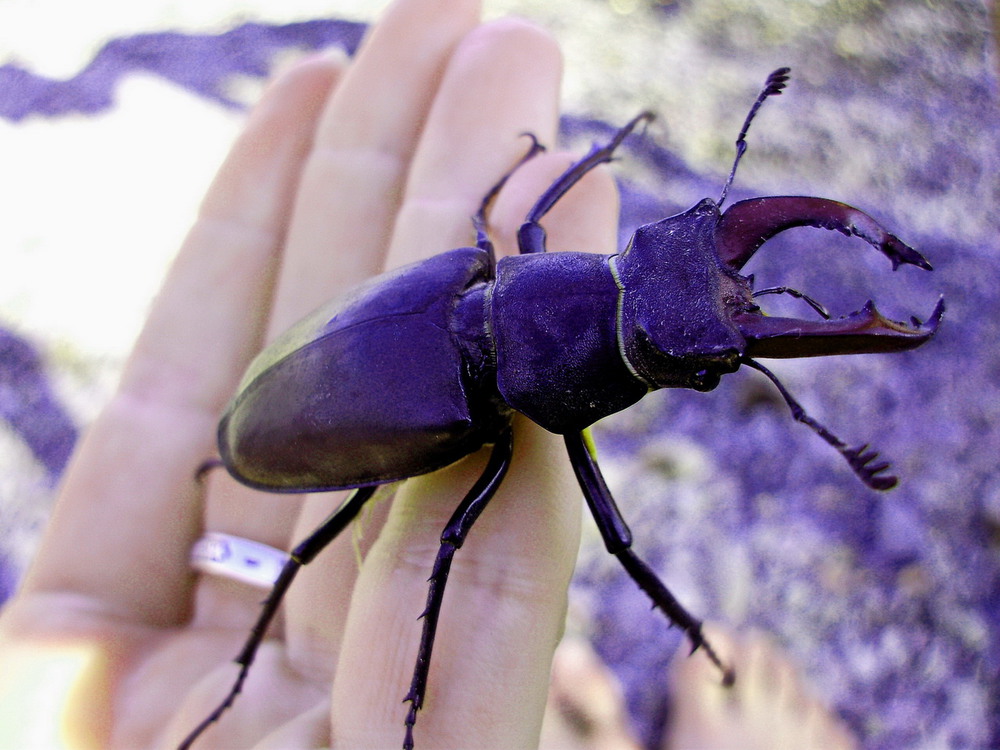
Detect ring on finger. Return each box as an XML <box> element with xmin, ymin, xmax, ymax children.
<box><xmin>190</xmin><ymin>531</ymin><xmax>288</xmax><ymax>589</ymax></box>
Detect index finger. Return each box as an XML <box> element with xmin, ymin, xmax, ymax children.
<box><xmin>265</xmin><ymin>0</ymin><xmax>482</xmax><ymax>336</ymax></box>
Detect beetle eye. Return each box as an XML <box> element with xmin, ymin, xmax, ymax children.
<box><xmin>692</xmin><ymin>369</ymin><xmax>721</xmax><ymax>392</ymax></box>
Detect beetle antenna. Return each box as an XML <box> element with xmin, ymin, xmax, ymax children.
<box><xmin>742</xmin><ymin>357</ymin><xmax>898</xmax><ymax>490</ymax></box>
<box><xmin>718</xmin><ymin>67</ymin><xmax>791</xmax><ymax>208</ymax></box>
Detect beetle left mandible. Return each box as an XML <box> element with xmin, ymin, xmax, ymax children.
<box><xmin>180</xmin><ymin>67</ymin><xmax>943</xmax><ymax>750</ymax></box>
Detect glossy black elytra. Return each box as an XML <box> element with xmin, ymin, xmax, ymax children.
<box><xmin>180</xmin><ymin>68</ymin><xmax>943</xmax><ymax>749</ymax></box>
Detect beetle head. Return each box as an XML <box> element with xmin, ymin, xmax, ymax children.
<box><xmin>705</xmin><ymin>68</ymin><xmax>943</xmax><ymax>361</ymax></box>
<box><xmin>613</xmin><ymin>192</ymin><xmax>943</xmax><ymax>492</ymax></box>
<box><xmin>611</xmin><ymin>199</ymin><xmax>754</xmax><ymax>392</ymax></box>
<box><xmin>610</xmin><ymin>66</ymin><xmax>943</xmax><ymax>490</ymax></box>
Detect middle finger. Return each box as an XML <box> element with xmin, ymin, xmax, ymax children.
<box><xmin>385</xmin><ymin>16</ymin><xmax>562</xmax><ymax>270</ymax></box>
<box><xmin>198</xmin><ymin>0</ymin><xmax>482</xmax><ymax>632</ymax></box>
<box><xmin>287</xmin><ymin>13</ymin><xmax>563</xmax><ymax>697</ymax></box>
<box><xmin>268</xmin><ymin>0</ymin><xmax>483</xmax><ymax>334</ymax></box>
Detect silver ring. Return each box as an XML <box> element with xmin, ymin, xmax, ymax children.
<box><xmin>190</xmin><ymin>532</ymin><xmax>289</xmax><ymax>589</ymax></box>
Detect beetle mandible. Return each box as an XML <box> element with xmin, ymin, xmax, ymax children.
<box><xmin>181</xmin><ymin>68</ymin><xmax>943</xmax><ymax>749</ymax></box>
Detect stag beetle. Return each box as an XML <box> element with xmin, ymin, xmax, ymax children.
<box><xmin>181</xmin><ymin>68</ymin><xmax>943</xmax><ymax>749</ymax></box>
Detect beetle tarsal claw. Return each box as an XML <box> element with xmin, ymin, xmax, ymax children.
<box><xmin>686</xmin><ymin>623</ymin><xmax>730</xmax><ymax>674</ymax></box>
<box><xmin>841</xmin><ymin>443</ymin><xmax>896</xmax><ymax>491</ymax></box>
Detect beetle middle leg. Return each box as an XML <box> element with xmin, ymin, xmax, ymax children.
<box><xmin>563</xmin><ymin>430</ymin><xmax>735</xmax><ymax>683</ymax></box>
<box><xmin>403</xmin><ymin>427</ymin><xmax>515</xmax><ymax>750</ymax></box>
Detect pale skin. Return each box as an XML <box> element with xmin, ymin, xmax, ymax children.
<box><xmin>539</xmin><ymin>624</ymin><xmax>858</xmax><ymax>750</ymax></box>
<box><xmin>664</xmin><ymin>625</ymin><xmax>859</xmax><ymax>750</ymax></box>
<box><xmin>0</xmin><ymin>0</ymin><xmax>615</xmax><ymax>746</ymax></box>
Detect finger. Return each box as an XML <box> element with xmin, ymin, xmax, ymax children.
<box><xmin>281</xmin><ymin>485</ymin><xmax>395</xmax><ymax>683</ymax></box>
<box><xmin>283</xmin><ymin>16</ymin><xmax>563</xmax><ymax>695</ymax></box>
<box><xmin>21</xmin><ymin>55</ymin><xmax>342</xmax><ymax>626</ymax></box>
<box><xmin>330</xmin><ymin>116</ymin><xmax>621</xmax><ymax>750</ymax></box>
<box><xmin>197</xmin><ymin>0</ymin><xmax>475</xmax><ymax>608</ymax></box>
<box><xmin>265</xmin><ymin>0</ymin><xmax>482</xmax><ymax>335</ymax></box>
<box><xmin>245</xmin><ymin>0</ymin><xmax>483</xmax><ymax>679</ymax></box>
<box><xmin>196</xmin><ymin>1</ymin><xmax>478</xmax><ymax>635</ymax></box>
<box><xmin>227</xmin><ymin>0</ymin><xmax>482</xmax><ymax>646</ymax></box>
<box><xmin>370</xmin><ymin>155</ymin><xmax>616</xmax><ymax>748</ymax></box>
<box><xmin>385</xmin><ymin>16</ymin><xmax>563</xmax><ymax>270</ymax></box>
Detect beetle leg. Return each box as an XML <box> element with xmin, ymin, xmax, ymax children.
<box><xmin>516</xmin><ymin>111</ymin><xmax>654</xmax><ymax>255</ymax></box>
<box><xmin>194</xmin><ymin>456</ymin><xmax>225</xmax><ymax>480</ymax></box>
<box><xmin>716</xmin><ymin>196</ymin><xmax>933</xmax><ymax>271</ymax></box>
<box><xmin>563</xmin><ymin>431</ymin><xmax>735</xmax><ymax>684</ymax></box>
<box><xmin>472</xmin><ymin>134</ymin><xmax>546</xmax><ymax>267</ymax></box>
<box><xmin>403</xmin><ymin>427</ymin><xmax>514</xmax><ymax>750</ymax></box>
<box><xmin>752</xmin><ymin>285</ymin><xmax>831</xmax><ymax>319</ymax></box>
<box><xmin>178</xmin><ymin>485</ymin><xmax>379</xmax><ymax>750</ymax></box>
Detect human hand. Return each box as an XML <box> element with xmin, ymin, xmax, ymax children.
<box><xmin>0</xmin><ymin>0</ymin><xmax>621</xmax><ymax>747</ymax></box>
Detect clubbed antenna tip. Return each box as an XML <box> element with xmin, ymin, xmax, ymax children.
<box><xmin>719</xmin><ymin>66</ymin><xmax>792</xmax><ymax>207</ymax></box>
<box><xmin>763</xmin><ymin>67</ymin><xmax>791</xmax><ymax>97</ymax></box>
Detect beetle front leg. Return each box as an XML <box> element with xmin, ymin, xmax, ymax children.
<box><xmin>563</xmin><ymin>431</ymin><xmax>734</xmax><ymax>683</ymax></box>
<box><xmin>403</xmin><ymin>428</ymin><xmax>514</xmax><ymax>750</ymax></box>
<box><xmin>516</xmin><ymin>112</ymin><xmax>653</xmax><ymax>255</ymax></box>
<box><xmin>472</xmin><ymin>135</ymin><xmax>546</xmax><ymax>269</ymax></box>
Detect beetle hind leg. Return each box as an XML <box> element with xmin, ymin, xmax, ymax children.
<box><xmin>563</xmin><ymin>431</ymin><xmax>734</xmax><ymax>683</ymax></box>
<box><xmin>178</xmin><ymin>485</ymin><xmax>379</xmax><ymax>750</ymax></box>
<box><xmin>403</xmin><ymin>428</ymin><xmax>514</xmax><ymax>750</ymax></box>
<box><xmin>616</xmin><ymin>547</ymin><xmax>734</xmax><ymax>684</ymax></box>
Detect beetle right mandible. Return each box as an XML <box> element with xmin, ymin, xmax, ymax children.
<box><xmin>181</xmin><ymin>67</ymin><xmax>943</xmax><ymax>750</ymax></box>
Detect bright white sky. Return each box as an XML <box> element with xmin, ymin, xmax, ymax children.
<box><xmin>0</xmin><ymin>0</ymin><xmax>385</xmax><ymax>77</ymax></box>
